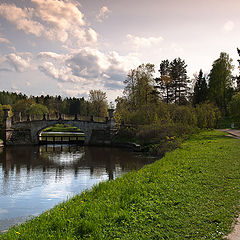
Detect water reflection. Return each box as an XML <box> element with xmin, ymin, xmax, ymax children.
<box><xmin>0</xmin><ymin>145</ymin><xmax>154</xmax><ymax>231</ymax></box>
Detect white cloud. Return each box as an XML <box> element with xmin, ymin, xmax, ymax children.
<box><xmin>0</xmin><ymin>37</ymin><xmax>11</xmax><ymax>45</ymax></box>
<box><xmin>5</xmin><ymin>53</ymin><xmax>32</xmax><ymax>72</ymax></box>
<box><xmin>0</xmin><ymin>1</ymin><xmax>97</xmax><ymax>46</ymax></box>
<box><xmin>32</xmin><ymin>0</ymin><xmax>85</xmax><ymax>28</ymax></box>
<box><xmin>96</xmin><ymin>6</ymin><xmax>111</xmax><ymax>22</ymax></box>
<box><xmin>38</xmin><ymin>52</ymin><xmax>64</xmax><ymax>60</ymax></box>
<box><xmin>126</xmin><ymin>34</ymin><xmax>163</xmax><ymax>48</ymax></box>
<box><xmin>38</xmin><ymin>47</ymin><xmax>141</xmax><ymax>97</ymax></box>
<box><xmin>0</xmin><ymin>4</ymin><xmax>45</xmax><ymax>37</ymax></box>
<box><xmin>223</xmin><ymin>20</ymin><xmax>235</xmax><ymax>32</ymax></box>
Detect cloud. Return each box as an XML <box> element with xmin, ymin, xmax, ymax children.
<box><xmin>96</xmin><ymin>6</ymin><xmax>111</xmax><ymax>22</ymax></box>
<box><xmin>223</xmin><ymin>20</ymin><xmax>235</xmax><ymax>32</ymax></box>
<box><xmin>0</xmin><ymin>37</ymin><xmax>11</xmax><ymax>45</ymax></box>
<box><xmin>37</xmin><ymin>52</ymin><xmax>63</xmax><ymax>60</ymax></box>
<box><xmin>0</xmin><ymin>1</ymin><xmax>97</xmax><ymax>46</ymax></box>
<box><xmin>5</xmin><ymin>53</ymin><xmax>32</xmax><ymax>72</ymax></box>
<box><xmin>39</xmin><ymin>61</ymin><xmax>75</xmax><ymax>82</ymax></box>
<box><xmin>0</xmin><ymin>3</ymin><xmax>45</xmax><ymax>37</ymax></box>
<box><xmin>126</xmin><ymin>34</ymin><xmax>163</xmax><ymax>48</ymax></box>
<box><xmin>38</xmin><ymin>48</ymin><xmax>141</xmax><ymax>97</ymax></box>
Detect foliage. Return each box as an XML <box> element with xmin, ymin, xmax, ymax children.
<box><xmin>2</xmin><ymin>131</ymin><xmax>240</xmax><ymax>239</ymax></box>
<box><xmin>0</xmin><ymin>104</ymin><xmax>13</xmax><ymax>123</ymax></box>
<box><xmin>155</xmin><ymin>58</ymin><xmax>190</xmax><ymax>105</ymax></box>
<box><xmin>195</xmin><ymin>103</ymin><xmax>221</xmax><ymax>129</ymax></box>
<box><xmin>123</xmin><ymin>63</ymin><xmax>156</xmax><ymax>110</ymax></box>
<box><xmin>229</xmin><ymin>92</ymin><xmax>240</xmax><ymax>125</ymax></box>
<box><xmin>208</xmin><ymin>52</ymin><xmax>234</xmax><ymax>114</ymax></box>
<box><xmin>0</xmin><ymin>91</ymin><xmax>27</xmax><ymax>106</ymax></box>
<box><xmin>13</xmin><ymin>99</ymin><xmax>35</xmax><ymax>115</ymax></box>
<box><xmin>155</xmin><ymin>60</ymin><xmax>174</xmax><ymax>103</ymax></box>
<box><xmin>88</xmin><ymin>90</ymin><xmax>108</xmax><ymax>117</ymax></box>
<box><xmin>193</xmin><ymin>69</ymin><xmax>208</xmax><ymax>105</ymax></box>
<box><xmin>27</xmin><ymin>104</ymin><xmax>49</xmax><ymax>117</ymax></box>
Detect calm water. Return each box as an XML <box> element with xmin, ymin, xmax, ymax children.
<box><xmin>0</xmin><ymin>145</ymin><xmax>154</xmax><ymax>231</ymax></box>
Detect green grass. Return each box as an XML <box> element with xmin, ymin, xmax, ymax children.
<box><xmin>43</xmin><ymin>124</ymin><xmax>82</xmax><ymax>133</ymax></box>
<box><xmin>2</xmin><ymin>130</ymin><xmax>240</xmax><ymax>239</ymax></box>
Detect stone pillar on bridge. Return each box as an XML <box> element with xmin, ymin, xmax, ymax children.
<box><xmin>107</xmin><ymin>109</ymin><xmax>115</xmax><ymax>129</ymax></box>
<box><xmin>3</xmin><ymin>108</ymin><xmax>12</xmax><ymax>144</ymax></box>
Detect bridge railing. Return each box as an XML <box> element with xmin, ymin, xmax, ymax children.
<box><xmin>12</xmin><ymin>113</ymin><xmax>108</xmax><ymax>123</ymax></box>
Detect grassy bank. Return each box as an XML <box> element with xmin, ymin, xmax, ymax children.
<box><xmin>2</xmin><ymin>131</ymin><xmax>240</xmax><ymax>239</ymax></box>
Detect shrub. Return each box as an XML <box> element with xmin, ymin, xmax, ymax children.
<box><xmin>229</xmin><ymin>92</ymin><xmax>240</xmax><ymax>125</ymax></box>
<box><xmin>195</xmin><ymin>103</ymin><xmax>221</xmax><ymax>128</ymax></box>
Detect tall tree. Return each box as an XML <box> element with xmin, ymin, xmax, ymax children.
<box><xmin>208</xmin><ymin>52</ymin><xmax>234</xmax><ymax>113</ymax></box>
<box><xmin>155</xmin><ymin>60</ymin><xmax>174</xmax><ymax>103</ymax></box>
<box><xmin>170</xmin><ymin>58</ymin><xmax>189</xmax><ymax>105</ymax></box>
<box><xmin>89</xmin><ymin>90</ymin><xmax>108</xmax><ymax>117</ymax></box>
<box><xmin>123</xmin><ymin>63</ymin><xmax>156</xmax><ymax>109</ymax></box>
<box><xmin>236</xmin><ymin>48</ymin><xmax>240</xmax><ymax>92</ymax></box>
<box><xmin>155</xmin><ymin>58</ymin><xmax>189</xmax><ymax>104</ymax></box>
<box><xmin>193</xmin><ymin>69</ymin><xmax>208</xmax><ymax>106</ymax></box>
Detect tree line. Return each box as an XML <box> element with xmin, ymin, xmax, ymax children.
<box><xmin>115</xmin><ymin>51</ymin><xmax>240</xmax><ymax>124</ymax></box>
<box><xmin>0</xmin><ymin>90</ymin><xmax>109</xmax><ymax>122</ymax></box>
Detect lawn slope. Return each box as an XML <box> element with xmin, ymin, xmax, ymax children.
<box><xmin>1</xmin><ymin>130</ymin><xmax>240</xmax><ymax>239</ymax></box>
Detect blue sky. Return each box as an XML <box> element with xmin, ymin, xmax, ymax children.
<box><xmin>0</xmin><ymin>0</ymin><xmax>239</xmax><ymax>101</ymax></box>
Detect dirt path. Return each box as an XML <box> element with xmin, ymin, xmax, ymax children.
<box><xmin>220</xmin><ymin>129</ymin><xmax>240</xmax><ymax>240</ymax></box>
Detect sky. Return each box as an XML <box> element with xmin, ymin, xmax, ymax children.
<box><xmin>0</xmin><ymin>0</ymin><xmax>240</xmax><ymax>102</ymax></box>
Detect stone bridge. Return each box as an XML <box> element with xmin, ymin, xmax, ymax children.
<box><xmin>2</xmin><ymin>109</ymin><xmax>116</xmax><ymax>146</ymax></box>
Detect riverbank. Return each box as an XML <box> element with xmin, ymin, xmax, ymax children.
<box><xmin>2</xmin><ymin>130</ymin><xmax>240</xmax><ymax>239</ymax></box>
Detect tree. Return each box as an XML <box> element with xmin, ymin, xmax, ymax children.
<box><xmin>236</xmin><ymin>48</ymin><xmax>240</xmax><ymax>92</ymax></box>
<box><xmin>208</xmin><ymin>52</ymin><xmax>234</xmax><ymax>114</ymax></box>
<box><xmin>155</xmin><ymin>60</ymin><xmax>174</xmax><ymax>103</ymax></box>
<box><xmin>13</xmin><ymin>99</ymin><xmax>35</xmax><ymax>115</ymax></box>
<box><xmin>170</xmin><ymin>58</ymin><xmax>189</xmax><ymax>105</ymax></box>
<box><xmin>123</xmin><ymin>63</ymin><xmax>156</xmax><ymax>110</ymax></box>
<box><xmin>89</xmin><ymin>90</ymin><xmax>108</xmax><ymax>117</ymax></box>
<box><xmin>229</xmin><ymin>92</ymin><xmax>240</xmax><ymax>125</ymax></box>
<box><xmin>155</xmin><ymin>58</ymin><xmax>189</xmax><ymax>105</ymax></box>
<box><xmin>193</xmin><ymin>69</ymin><xmax>208</xmax><ymax>106</ymax></box>
<box><xmin>27</xmin><ymin>104</ymin><xmax>49</xmax><ymax>117</ymax></box>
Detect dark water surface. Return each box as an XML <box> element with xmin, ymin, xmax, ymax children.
<box><xmin>0</xmin><ymin>145</ymin><xmax>154</xmax><ymax>231</ymax></box>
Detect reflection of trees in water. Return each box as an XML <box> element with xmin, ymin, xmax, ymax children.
<box><xmin>0</xmin><ymin>145</ymin><xmax>153</xmax><ymax>192</ymax></box>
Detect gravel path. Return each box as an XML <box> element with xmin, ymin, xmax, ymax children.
<box><xmin>220</xmin><ymin>129</ymin><xmax>240</xmax><ymax>240</ymax></box>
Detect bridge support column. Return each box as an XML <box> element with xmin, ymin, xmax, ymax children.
<box><xmin>3</xmin><ymin>108</ymin><xmax>12</xmax><ymax>144</ymax></box>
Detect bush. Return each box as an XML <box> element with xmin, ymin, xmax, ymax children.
<box><xmin>195</xmin><ymin>103</ymin><xmax>221</xmax><ymax>128</ymax></box>
<box><xmin>229</xmin><ymin>92</ymin><xmax>240</xmax><ymax>125</ymax></box>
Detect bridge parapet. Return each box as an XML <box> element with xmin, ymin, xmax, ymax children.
<box><xmin>3</xmin><ymin>109</ymin><xmax>116</xmax><ymax>146</ymax></box>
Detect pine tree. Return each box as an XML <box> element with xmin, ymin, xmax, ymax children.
<box><xmin>170</xmin><ymin>58</ymin><xmax>189</xmax><ymax>105</ymax></box>
<box><xmin>155</xmin><ymin>58</ymin><xmax>189</xmax><ymax>105</ymax></box>
<box><xmin>155</xmin><ymin>60</ymin><xmax>174</xmax><ymax>103</ymax></box>
<box><xmin>193</xmin><ymin>69</ymin><xmax>208</xmax><ymax>105</ymax></box>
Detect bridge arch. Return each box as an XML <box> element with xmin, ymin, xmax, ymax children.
<box><xmin>37</xmin><ymin>123</ymin><xmax>86</xmax><ymax>144</ymax></box>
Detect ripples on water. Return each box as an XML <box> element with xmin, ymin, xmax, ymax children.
<box><xmin>0</xmin><ymin>145</ymin><xmax>154</xmax><ymax>231</ymax></box>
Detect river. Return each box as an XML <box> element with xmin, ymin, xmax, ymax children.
<box><xmin>0</xmin><ymin>145</ymin><xmax>154</xmax><ymax>232</ymax></box>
